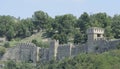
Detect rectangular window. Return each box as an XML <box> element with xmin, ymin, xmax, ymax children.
<box><xmin>97</xmin><ymin>34</ymin><xmax>101</xmax><ymax>37</ymax></box>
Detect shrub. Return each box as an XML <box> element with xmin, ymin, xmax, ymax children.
<box><xmin>32</xmin><ymin>39</ymin><xmax>48</xmax><ymax>48</ymax></box>
<box><xmin>4</xmin><ymin>42</ymin><xmax>10</xmax><ymax>48</ymax></box>
<box><xmin>116</xmin><ymin>42</ymin><xmax>120</xmax><ymax>49</ymax></box>
<box><xmin>0</xmin><ymin>46</ymin><xmax>6</xmax><ymax>56</ymax></box>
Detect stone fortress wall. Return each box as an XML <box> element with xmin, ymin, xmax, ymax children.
<box><xmin>1</xmin><ymin>43</ymin><xmax>38</xmax><ymax>63</ymax></box>
<box><xmin>1</xmin><ymin>27</ymin><xmax>120</xmax><ymax>63</ymax></box>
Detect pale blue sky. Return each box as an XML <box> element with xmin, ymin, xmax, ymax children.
<box><xmin>0</xmin><ymin>0</ymin><xmax>119</xmax><ymax>18</ymax></box>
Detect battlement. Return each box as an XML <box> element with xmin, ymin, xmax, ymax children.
<box><xmin>87</xmin><ymin>27</ymin><xmax>104</xmax><ymax>34</ymax></box>
<box><xmin>16</xmin><ymin>43</ymin><xmax>36</xmax><ymax>48</ymax></box>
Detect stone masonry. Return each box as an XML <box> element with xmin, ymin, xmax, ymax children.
<box><xmin>1</xmin><ymin>27</ymin><xmax>120</xmax><ymax>63</ymax></box>
<box><xmin>1</xmin><ymin>43</ymin><xmax>38</xmax><ymax>63</ymax></box>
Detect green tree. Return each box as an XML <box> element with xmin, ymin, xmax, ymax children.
<box><xmin>74</xmin><ymin>32</ymin><xmax>83</xmax><ymax>44</ymax></box>
<box><xmin>56</xmin><ymin>14</ymin><xmax>77</xmax><ymax>35</ymax></box>
<box><xmin>59</xmin><ymin>34</ymin><xmax>68</xmax><ymax>44</ymax></box>
<box><xmin>6</xmin><ymin>26</ymin><xmax>15</xmax><ymax>40</ymax></box>
<box><xmin>90</xmin><ymin>13</ymin><xmax>111</xmax><ymax>28</ymax></box>
<box><xmin>32</xmin><ymin>10</ymin><xmax>49</xmax><ymax>31</ymax></box>
<box><xmin>52</xmin><ymin>14</ymin><xmax>77</xmax><ymax>44</ymax></box>
<box><xmin>0</xmin><ymin>15</ymin><xmax>17</xmax><ymax>40</ymax></box>
<box><xmin>16</xmin><ymin>18</ymin><xmax>33</xmax><ymax>38</ymax></box>
<box><xmin>77</xmin><ymin>12</ymin><xmax>90</xmax><ymax>33</ymax></box>
<box><xmin>4</xmin><ymin>42</ymin><xmax>10</xmax><ymax>48</ymax></box>
<box><xmin>104</xmin><ymin>26</ymin><xmax>113</xmax><ymax>38</ymax></box>
<box><xmin>112</xmin><ymin>15</ymin><xmax>120</xmax><ymax>38</ymax></box>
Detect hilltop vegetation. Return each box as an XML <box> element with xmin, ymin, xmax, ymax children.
<box><xmin>0</xmin><ymin>10</ymin><xmax>120</xmax><ymax>45</ymax></box>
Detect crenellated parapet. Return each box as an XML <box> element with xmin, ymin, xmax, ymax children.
<box><xmin>16</xmin><ymin>43</ymin><xmax>36</xmax><ymax>48</ymax></box>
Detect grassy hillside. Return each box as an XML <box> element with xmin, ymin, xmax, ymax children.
<box><xmin>20</xmin><ymin>32</ymin><xmax>43</xmax><ymax>43</ymax></box>
<box><xmin>6</xmin><ymin>31</ymin><xmax>48</xmax><ymax>47</ymax></box>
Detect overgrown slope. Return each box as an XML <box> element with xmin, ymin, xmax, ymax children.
<box><xmin>8</xmin><ymin>31</ymin><xmax>48</xmax><ymax>47</ymax></box>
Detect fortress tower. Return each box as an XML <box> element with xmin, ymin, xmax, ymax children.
<box><xmin>86</xmin><ymin>27</ymin><xmax>104</xmax><ymax>52</ymax></box>
<box><xmin>49</xmin><ymin>39</ymin><xmax>59</xmax><ymax>60</ymax></box>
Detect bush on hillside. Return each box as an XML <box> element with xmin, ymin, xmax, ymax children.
<box><xmin>32</xmin><ymin>39</ymin><xmax>48</xmax><ymax>48</ymax></box>
<box><xmin>0</xmin><ymin>46</ymin><xmax>6</xmax><ymax>56</ymax></box>
<box><xmin>4</xmin><ymin>42</ymin><xmax>10</xmax><ymax>48</ymax></box>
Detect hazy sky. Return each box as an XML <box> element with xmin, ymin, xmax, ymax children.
<box><xmin>0</xmin><ymin>0</ymin><xmax>119</xmax><ymax>18</ymax></box>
